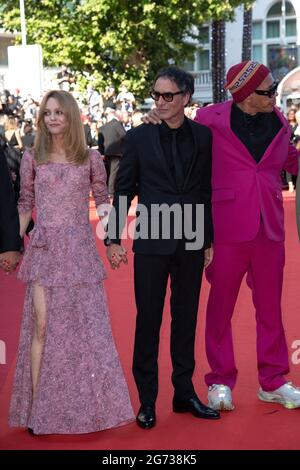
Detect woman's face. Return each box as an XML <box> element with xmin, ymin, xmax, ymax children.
<box><xmin>43</xmin><ymin>97</ymin><xmax>68</xmax><ymax>136</ymax></box>
<box><xmin>287</xmin><ymin>110</ymin><xmax>296</xmax><ymax>121</ymax></box>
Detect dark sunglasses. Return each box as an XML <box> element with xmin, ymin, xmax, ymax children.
<box><xmin>150</xmin><ymin>90</ymin><xmax>184</xmax><ymax>102</ymax></box>
<box><xmin>254</xmin><ymin>80</ymin><xmax>279</xmax><ymax>98</ymax></box>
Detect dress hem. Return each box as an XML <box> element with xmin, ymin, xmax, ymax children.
<box><xmin>9</xmin><ymin>417</ymin><xmax>135</xmax><ymax>435</ymax></box>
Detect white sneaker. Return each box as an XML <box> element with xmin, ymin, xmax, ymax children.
<box><xmin>208</xmin><ymin>384</ymin><xmax>235</xmax><ymax>411</ymax></box>
<box><xmin>258</xmin><ymin>382</ymin><xmax>300</xmax><ymax>409</ymax></box>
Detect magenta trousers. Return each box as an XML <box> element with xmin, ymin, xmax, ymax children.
<box><xmin>205</xmin><ymin>223</ymin><xmax>289</xmax><ymax>391</ymax></box>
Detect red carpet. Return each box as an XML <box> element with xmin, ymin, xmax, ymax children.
<box><xmin>1</xmin><ymin>194</ymin><xmax>300</xmax><ymax>450</ymax></box>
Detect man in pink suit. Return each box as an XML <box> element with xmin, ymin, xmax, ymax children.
<box><xmin>194</xmin><ymin>61</ymin><xmax>300</xmax><ymax>411</ymax></box>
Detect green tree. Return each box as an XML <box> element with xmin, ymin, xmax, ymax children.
<box><xmin>0</xmin><ymin>0</ymin><xmax>254</xmax><ymax>99</ymax></box>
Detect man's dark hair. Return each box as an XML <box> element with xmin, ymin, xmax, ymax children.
<box><xmin>154</xmin><ymin>66</ymin><xmax>194</xmax><ymax>99</ymax></box>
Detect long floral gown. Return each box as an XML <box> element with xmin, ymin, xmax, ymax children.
<box><xmin>9</xmin><ymin>149</ymin><xmax>134</xmax><ymax>434</ymax></box>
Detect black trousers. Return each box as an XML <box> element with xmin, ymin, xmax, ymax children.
<box><xmin>106</xmin><ymin>155</ymin><xmax>121</xmax><ymax>196</ymax></box>
<box><xmin>133</xmin><ymin>240</ymin><xmax>205</xmax><ymax>406</ymax></box>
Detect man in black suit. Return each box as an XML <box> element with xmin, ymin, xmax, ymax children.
<box><xmin>0</xmin><ymin>147</ymin><xmax>21</xmax><ymax>272</ymax></box>
<box><xmin>106</xmin><ymin>67</ymin><xmax>219</xmax><ymax>428</ymax></box>
<box><xmin>98</xmin><ymin>109</ymin><xmax>126</xmax><ymax>197</ymax></box>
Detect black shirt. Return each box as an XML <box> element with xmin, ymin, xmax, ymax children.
<box><xmin>158</xmin><ymin>117</ymin><xmax>194</xmax><ymax>186</ymax></box>
<box><xmin>231</xmin><ymin>103</ymin><xmax>282</xmax><ymax>163</ymax></box>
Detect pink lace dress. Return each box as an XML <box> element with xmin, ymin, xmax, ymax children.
<box><xmin>9</xmin><ymin>149</ymin><xmax>134</xmax><ymax>434</ymax></box>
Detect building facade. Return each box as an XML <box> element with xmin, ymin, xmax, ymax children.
<box><xmin>189</xmin><ymin>0</ymin><xmax>300</xmax><ymax>109</ymax></box>
<box><xmin>0</xmin><ymin>31</ymin><xmax>14</xmax><ymax>90</ymax></box>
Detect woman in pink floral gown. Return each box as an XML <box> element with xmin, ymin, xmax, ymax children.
<box><xmin>9</xmin><ymin>90</ymin><xmax>134</xmax><ymax>434</ymax></box>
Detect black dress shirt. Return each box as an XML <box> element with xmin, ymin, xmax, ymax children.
<box><xmin>159</xmin><ymin>118</ymin><xmax>194</xmax><ymax>187</ymax></box>
<box><xmin>231</xmin><ymin>103</ymin><xmax>282</xmax><ymax>163</ymax></box>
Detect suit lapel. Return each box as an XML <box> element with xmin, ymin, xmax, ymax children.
<box><xmin>259</xmin><ymin>125</ymin><xmax>287</xmax><ymax>163</ymax></box>
<box><xmin>257</xmin><ymin>106</ymin><xmax>289</xmax><ymax>164</ymax></box>
<box><xmin>182</xmin><ymin>119</ymin><xmax>199</xmax><ymax>191</ymax></box>
<box><xmin>215</xmin><ymin>101</ymin><xmax>257</xmax><ymax>166</ymax></box>
<box><xmin>215</xmin><ymin>101</ymin><xmax>290</xmax><ymax>166</ymax></box>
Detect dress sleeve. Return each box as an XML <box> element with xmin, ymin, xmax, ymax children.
<box><xmin>89</xmin><ymin>149</ymin><xmax>109</xmax><ymax>208</ymax></box>
<box><xmin>18</xmin><ymin>150</ymin><xmax>35</xmax><ymax>214</ymax></box>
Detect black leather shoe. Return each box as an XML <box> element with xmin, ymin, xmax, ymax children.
<box><xmin>136</xmin><ymin>405</ymin><xmax>156</xmax><ymax>429</ymax></box>
<box><xmin>173</xmin><ymin>396</ymin><xmax>220</xmax><ymax>420</ymax></box>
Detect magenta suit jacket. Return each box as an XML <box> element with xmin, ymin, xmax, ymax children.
<box><xmin>195</xmin><ymin>101</ymin><xmax>298</xmax><ymax>244</ymax></box>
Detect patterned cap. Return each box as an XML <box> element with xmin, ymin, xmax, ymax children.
<box><xmin>224</xmin><ymin>61</ymin><xmax>271</xmax><ymax>103</ymax></box>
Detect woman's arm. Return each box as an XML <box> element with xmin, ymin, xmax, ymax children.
<box><xmin>90</xmin><ymin>149</ymin><xmax>110</xmax><ymax>209</ymax></box>
<box><xmin>18</xmin><ymin>150</ymin><xmax>35</xmax><ymax>236</ymax></box>
<box><xmin>19</xmin><ymin>211</ymin><xmax>32</xmax><ymax>238</ymax></box>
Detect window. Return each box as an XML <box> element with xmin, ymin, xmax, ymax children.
<box><xmin>267</xmin><ymin>1</ymin><xmax>295</xmax><ymax>17</ymax></box>
<box><xmin>286</xmin><ymin>19</ymin><xmax>296</xmax><ymax>37</ymax></box>
<box><xmin>182</xmin><ymin>58</ymin><xmax>195</xmax><ymax>72</ymax></box>
<box><xmin>267</xmin><ymin>44</ymin><xmax>298</xmax><ymax>80</ymax></box>
<box><xmin>252</xmin><ymin>45</ymin><xmax>262</xmax><ymax>62</ymax></box>
<box><xmin>267</xmin><ymin>2</ymin><xmax>282</xmax><ymax>17</ymax></box>
<box><xmin>252</xmin><ymin>21</ymin><xmax>262</xmax><ymax>40</ymax></box>
<box><xmin>197</xmin><ymin>50</ymin><xmax>210</xmax><ymax>70</ymax></box>
<box><xmin>198</xmin><ymin>27</ymin><xmax>209</xmax><ymax>44</ymax></box>
<box><xmin>251</xmin><ymin>1</ymin><xmax>297</xmax><ymax>75</ymax></box>
<box><xmin>285</xmin><ymin>2</ymin><xmax>296</xmax><ymax>16</ymax></box>
<box><xmin>267</xmin><ymin>20</ymin><xmax>280</xmax><ymax>38</ymax></box>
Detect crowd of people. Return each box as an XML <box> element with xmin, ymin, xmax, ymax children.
<box><xmin>0</xmin><ymin>78</ymin><xmax>203</xmax><ymax>200</ymax></box>
<box><xmin>1</xmin><ymin>60</ymin><xmax>300</xmax><ymax>437</ymax></box>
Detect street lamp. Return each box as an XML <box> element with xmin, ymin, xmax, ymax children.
<box><xmin>20</xmin><ymin>0</ymin><xmax>27</xmax><ymax>46</ymax></box>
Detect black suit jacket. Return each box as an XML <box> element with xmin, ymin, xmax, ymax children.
<box><xmin>0</xmin><ymin>148</ymin><xmax>21</xmax><ymax>253</ymax></box>
<box><xmin>109</xmin><ymin>119</ymin><xmax>213</xmax><ymax>254</ymax></box>
<box><xmin>99</xmin><ymin>118</ymin><xmax>126</xmax><ymax>156</ymax></box>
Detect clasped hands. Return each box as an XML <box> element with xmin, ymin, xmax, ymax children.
<box><xmin>106</xmin><ymin>244</ymin><xmax>128</xmax><ymax>270</ymax></box>
<box><xmin>0</xmin><ymin>251</ymin><xmax>21</xmax><ymax>273</ymax></box>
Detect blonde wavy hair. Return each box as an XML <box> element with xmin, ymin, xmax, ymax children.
<box><xmin>34</xmin><ymin>90</ymin><xmax>88</xmax><ymax>165</ymax></box>
<box><xmin>5</xmin><ymin>116</ymin><xmax>19</xmax><ymax>131</ymax></box>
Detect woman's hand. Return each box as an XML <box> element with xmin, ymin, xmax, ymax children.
<box><xmin>106</xmin><ymin>244</ymin><xmax>128</xmax><ymax>270</ymax></box>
